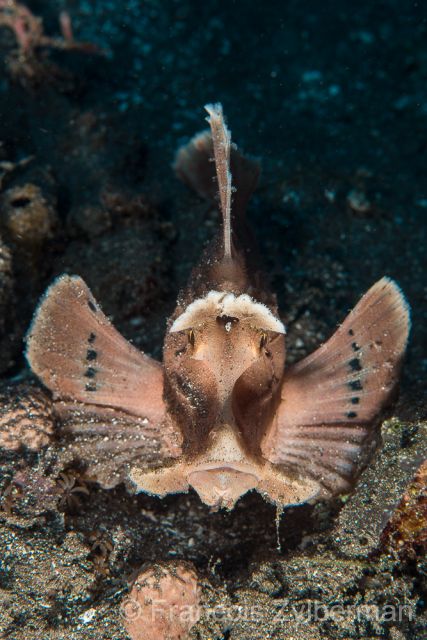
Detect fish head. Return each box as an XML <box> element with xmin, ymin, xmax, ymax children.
<box><xmin>164</xmin><ymin>291</ymin><xmax>286</xmax><ymax>454</ymax></box>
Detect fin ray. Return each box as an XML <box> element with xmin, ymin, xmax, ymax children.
<box><xmin>54</xmin><ymin>402</ymin><xmax>182</xmax><ymax>489</ymax></box>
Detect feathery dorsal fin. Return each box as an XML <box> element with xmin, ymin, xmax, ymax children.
<box><xmin>174</xmin><ymin>128</ymin><xmax>260</xmax><ymax>220</ymax></box>
<box><xmin>205</xmin><ymin>103</ymin><xmax>233</xmax><ymax>258</ymax></box>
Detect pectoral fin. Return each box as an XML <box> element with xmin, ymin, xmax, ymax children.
<box><xmin>262</xmin><ymin>277</ymin><xmax>410</xmax><ymax>495</ymax></box>
<box><xmin>26</xmin><ymin>275</ymin><xmax>164</xmax><ymax>418</ymax></box>
<box><xmin>55</xmin><ymin>401</ymin><xmax>182</xmax><ymax>489</ymax></box>
<box><xmin>26</xmin><ymin>275</ymin><xmax>182</xmax><ymax>486</ymax></box>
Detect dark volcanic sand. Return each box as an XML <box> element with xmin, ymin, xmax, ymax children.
<box><xmin>0</xmin><ymin>1</ymin><xmax>426</xmax><ymax>638</ymax></box>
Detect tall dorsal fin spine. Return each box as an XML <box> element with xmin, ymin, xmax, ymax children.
<box><xmin>205</xmin><ymin>103</ymin><xmax>232</xmax><ymax>259</ymax></box>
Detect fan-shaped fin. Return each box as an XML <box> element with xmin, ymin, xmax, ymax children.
<box><xmin>26</xmin><ymin>275</ymin><xmax>166</xmax><ymax>423</ymax></box>
<box><xmin>262</xmin><ymin>277</ymin><xmax>410</xmax><ymax>494</ymax></box>
<box><xmin>54</xmin><ymin>402</ymin><xmax>182</xmax><ymax>489</ymax></box>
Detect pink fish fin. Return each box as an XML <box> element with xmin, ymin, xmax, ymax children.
<box><xmin>54</xmin><ymin>402</ymin><xmax>182</xmax><ymax>489</ymax></box>
<box><xmin>262</xmin><ymin>277</ymin><xmax>410</xmax><ymax>495</ymax></box>
<box><xmin>26</xmin><ymin>274</ymin><xmax>166</xmax><ymax>422</ymax></box>
<box><xmin>26</xmin><ymin>275</ymin><xmax>182</xmax><ymax>485</ymax></box>
<box><xmin>173</xmin><ymin>124</ymin><xmax>260</xmax><ymax>217</ymax></box>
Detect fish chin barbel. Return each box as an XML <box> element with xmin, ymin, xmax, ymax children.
<box><xmin>26</xmin><ymin>104</ymin><xmax>410</xmax><ymax>511</ymax></box>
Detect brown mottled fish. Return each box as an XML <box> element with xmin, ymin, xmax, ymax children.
<box><xmin>26</xmin><ymin>104</ymin><xmax>410</xmax><ymax>510</ymax></box>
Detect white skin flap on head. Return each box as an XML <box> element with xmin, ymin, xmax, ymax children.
<box><xmin>170</xmin><ymin>291</ymin><xmax>286</xmax><ymax>333</ymax></box>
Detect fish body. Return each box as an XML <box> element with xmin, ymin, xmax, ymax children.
<box><xmin>26</xmin><ymin>104</ymin><xmax>410</xmax><ymax>510</ymax></box>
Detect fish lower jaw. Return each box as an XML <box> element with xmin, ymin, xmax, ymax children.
<box><xmin>128</xmin><ymin>458</ymin><xmax>258</xmax><ymax>510</ymax></box>
<box><xmin>128</xmin><ymin>455</ymin><xmax>319</xmax><ymax>511</ymax></box>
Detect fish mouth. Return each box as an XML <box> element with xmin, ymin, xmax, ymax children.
<box><xmin>187</xmin><ymin>465</ymin><xmax>259</xmax><ymax>510</ymax></box>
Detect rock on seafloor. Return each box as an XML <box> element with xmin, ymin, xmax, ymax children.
<box><xmin>380</xmin><ymin>458</ymin><xmax>426</xmax><ymax>560</ymax></box>
<box><xmin>1</xmin><ymin>183</ymin><xmax>57</xmax><ymax>248</ymax></box>
<box><xmin>330</xmin><ymin>417</ymin><xmax>427</xmax><ymax>560</ymax></box>
<box><xmin>122</xmin><ymin>562</ymin><xmax>201</xmax><ymax>640</ymax></box>
<box><xmin>0</xmin><ymin>382</ymin><xmax>53</xmax><ymax>452</ymax></box>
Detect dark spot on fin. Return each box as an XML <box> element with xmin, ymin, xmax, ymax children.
<box><xmin>88</xmin><ymin>300</ymin><xmax>97</xmax><ymax>313</ymax></box>
<box><xmin>85</xmin><ymin>382</ymin><xmax>97</xmax><ymax>392</ymax></box>
<box><xmin>346</xmin><ymin>411</ymin><xmax>358</xmax><ymax>418</ymax></box>
<box><xmin>349</xmin><ymin>379</ymin><xmax>363</xmax><ymax>391</ymax></box>
<box><xmin>86</xmin><ymin>349</ymin><xmax>97</xmax><ymax>362</ymax></box>
<box><xmin>351</xmin><ymin>397</ymin><xmax>360</xmax><ymax>404</ymax></box>
<box><xmin>84</xmin><ymin>367</ymin><xmax>97</xmax><ymax>379</ymax></box>
<box><xmin>349</xmin><ymin>358</ymin><xmax>362</xmax><ymax>372</ymax></box>
<box><xmin>351</xmin><ymin>342</ymin><xmax>360</xmax><ymax>352</ymax></box>
<box><xmin>88</xmin><ymin>332</ymin><xmax>96</xmax><ymax>344</ymax></box>
<box><xmin>348</xmin><ymin>328</ymin><xmax>354</xmax><ymax>336</ymax></box>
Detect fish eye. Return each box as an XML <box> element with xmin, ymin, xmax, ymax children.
<box><xmin>187</xmin><ymin>329</ymin><xmax>195</xmax><ymax>347</ymax></box>
<box><xmin>260</xmin><ymin>332</ymin><xmax>268</xmax><ymax>349</ymax></box>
